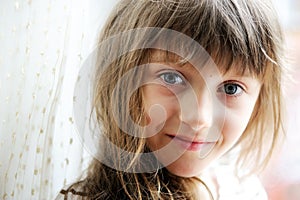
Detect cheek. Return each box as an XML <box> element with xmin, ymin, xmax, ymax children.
<box><xmin>222</xmin><ymin>105</ymin><xmax>257</xmax><ymax>145</ymax></box>
<box><xmin>143</xmin><ymin>98</ymin><xmax>180</xmax><ymax>140</ymax></box>
<box><xmin>143</xmin><ymin>89</ymin><xmax>180</xmax><ymax>126</ymax></box>
<box><xmin>144</xmin><ymin>101</ymin><xmax>179</xmax><ymax>125</ymax></box>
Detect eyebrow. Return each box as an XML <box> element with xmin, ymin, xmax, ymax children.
<box><xmin>150</xmin><ymin>60</ymin><xmax>195</xmax><ymax>73</ymax></box>
<box><xmin>152</xmin><ymin>60</ymin><xmax>257</xmax><ymax>80</ymax></box>
<box><xmin>148</xmin><ymin>52</ymin><xmax>258</xmax><ymax>79</ymax></box>
<box><xmin>221</xmin><ymin>68</ymin><xmax>257</xmax><ymax>78</ymax></box>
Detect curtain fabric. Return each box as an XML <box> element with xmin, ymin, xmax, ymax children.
<box><xmin>0</xmin><ymin>0</ymin><xmax>300</xmax><ymax>199</ymax></box>
<box><xmin>0</xmin><ymin>0</ymin><xmax>117</xmax><ymax>199</ymax></box>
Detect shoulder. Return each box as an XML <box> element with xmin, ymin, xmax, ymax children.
<box><xmin>217</xmin><ymin>172</ymin><xmax>268</xmax><ymax>200</ymax></box>
<box><xmin>208</xmin><ymin>161</ymin><xmax>268</xmax><ymax>200</ymax></box>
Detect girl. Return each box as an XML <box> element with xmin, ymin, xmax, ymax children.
<box><xmin>58</xmin><ymin>0</ymin><xmax>285</xmax><ymax>199</ymax></box>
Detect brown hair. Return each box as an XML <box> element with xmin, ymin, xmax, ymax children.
<box><xmin>63</xmin><ymin>0</ymin><xmax>285</xmax><ymax>199</ymax></box>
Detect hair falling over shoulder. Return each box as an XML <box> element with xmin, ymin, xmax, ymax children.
<box><xmin>65</xmin><ymin>0</ymin><xmax>286</xmax><ymax>199</ymax></box>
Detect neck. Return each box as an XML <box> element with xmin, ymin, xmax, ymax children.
<box><xmin>194</xmin><ymin>173</ymin><xmax>218</xmax><ymax>200</ymax></box>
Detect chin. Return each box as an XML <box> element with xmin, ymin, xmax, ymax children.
<box><xmin>165</xmin><ymin>162</ymin><xmax>206</xmax><ymax>178</ymax></box>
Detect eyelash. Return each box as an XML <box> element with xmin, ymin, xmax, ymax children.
<box><xmin>158</xmin><ymin>71</ymin><xmax>245</xmax><ymax>97</ymax></box>
<box><xmin>159</xmin><ymin>71</ymin><xmax>185</xmax><ymax>86</ymax></box>
<box><xmin>217</xmin><ymin>82</ymin><xmax>244</xmax><ymax>97</ymax></box>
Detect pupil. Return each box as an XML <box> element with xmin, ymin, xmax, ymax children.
<box><xmin>225</xmin><ymin>84</ymin><xmax>237</xmax><ymax>94</ymax></box>
<box><xmin>165</xmin><ymin>74</ymin><xmax>176</xmax><ymax>84</ymax></box>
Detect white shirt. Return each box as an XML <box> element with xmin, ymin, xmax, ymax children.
<box><xmin>201</xmin><ymin>155</ymin><xmax>268</xmax><ymax>200</ymax></box>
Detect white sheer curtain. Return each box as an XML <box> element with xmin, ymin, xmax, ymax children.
<box><xmin>0</xmin><ymin>0</ymin><xmax>117</xmax><ymax>199</ymax></box>
<box><xmin>1</xmin><ymin>0</ymin><xmax>300</xmax><ymax>199</ymax></box>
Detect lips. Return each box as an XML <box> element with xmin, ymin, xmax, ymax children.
<box><xmin>167</xmin><ymin>134</ymin><xmax>216</xmax><ymax>151</ymax></box>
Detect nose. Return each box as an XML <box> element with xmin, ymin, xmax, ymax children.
<box><xmin>179</xmin><ymin>85</ymin><xmax>212</xmax><ymax>131</ymax></box>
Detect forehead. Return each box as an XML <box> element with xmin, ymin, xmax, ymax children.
<box><xmin>148</xmin><ymin>50</ymin><xmax>184</xmax><ymax>63</ymax></box>
<box><xmin>147</xmin><ymin>49</ymin><xmax>256</xmax><ymax>78</ymax></box>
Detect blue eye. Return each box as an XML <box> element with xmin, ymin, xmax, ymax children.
<box><xmin>218</xmin><ymin>83</ymin><xmax>243</xmax><ymax>96</ymax></box>
<box><xmin>160</xmin><ymin>72</ymin><xmax>184</xmax><ymax>85</ymax></box>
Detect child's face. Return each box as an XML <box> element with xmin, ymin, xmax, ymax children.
<box><xmin>142</xmin><ymin>51</ymin><xmax>261</xmax><ymax>177</ymax></box>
